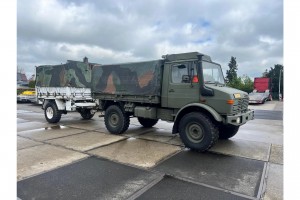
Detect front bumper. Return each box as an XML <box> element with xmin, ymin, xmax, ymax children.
<box><xmin>226</xmin><ymin>109</ymin><xmax>254</xmax><ymax>126</ymax></box>
<box><xmin>249</xmin><ymin>100</ymin><xmax>262</xmax><ymax>104</ymax></box>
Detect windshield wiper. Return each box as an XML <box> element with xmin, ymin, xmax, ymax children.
<box><xmin>204</xmin><ymin>81</ymin><xmax>215</xmax><ymax>84</ymax></box>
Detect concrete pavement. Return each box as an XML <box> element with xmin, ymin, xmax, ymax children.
<box><xmin>17</xmin><ymin>101</ymin><xmax>283</xmax><ymax>200</ymax></box>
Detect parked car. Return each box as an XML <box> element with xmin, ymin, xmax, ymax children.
<box><xmin>248</xmin><ymin>91</ymin><xmax>272</xmax><ymax>104</ymax></box>
<box><xmin>17</xmin><ymin>90</ymin><xmax>36</xmax><ymax>103</ymax></box>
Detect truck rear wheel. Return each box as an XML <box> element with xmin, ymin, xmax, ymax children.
<box><xmin>79</xmin><ymin>109</ymin><xmax>94</xmax><ymax>120</ymax></box>
<box><xmin>138</xmin><ymin>117</ymin><xmax>158</xmax><ymax>128</ymax></box>
<box><xmin>105</xmin><ymin>105</ymin><xmax>130</xmax><ymax>134</ymax></box>
<box><xmin>44</xmin><ymin>102</ymin><xmax>61</xmax><ymax>123</ymax></box>
<box><xmin>218</xmin><ymin>125</ymin><xmax>239</xmax><ymax>139</ymax></box>
<box><xmin>179</xmin><ymin>112</ymin><xmax>219</xmax><ymax>152</ymax></box>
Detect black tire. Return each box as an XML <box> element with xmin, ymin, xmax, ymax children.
<box><xmin>104</xmin><ymin>105</ymin><xmax>130</xmax><ymax>134</ymax></box>
<box><xmin>179</xmin><ymin>112</ymin><xmax>219</xmax><ymax>152</ymax></box>
<box><xmin>79</xmin><ymin>109</ymin><xmax>94</xmax><ymax>120</ymax></box>
<box><xmin>138</xmin><ymin>117</ymin><xmax>158</xmax><ymax>128</ymax></box>
<box><xmin>218</xmin><ymin>125</ymin><xmax>239</xmax><ymax>139</ymax></box>
<box><xmin>44</xmin><ymin>102</ymin><xmax>61</xmax><ymax>123</ymax></box>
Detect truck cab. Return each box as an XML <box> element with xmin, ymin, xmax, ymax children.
<box><xmin>156</xmin><ymin>52</ymin><xmax>254</xmax><ymax>151</ymax></box>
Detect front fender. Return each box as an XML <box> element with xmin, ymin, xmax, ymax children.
<box><xmin>172</xmin><ymin>103</ymin><xmax>223</xmax><ymax>134</ymax></box>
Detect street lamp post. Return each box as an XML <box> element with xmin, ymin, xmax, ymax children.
<box><xmin>279</xmin><ymin>69</ymin><xmax>282</xmax><ymax>101</ymax></box>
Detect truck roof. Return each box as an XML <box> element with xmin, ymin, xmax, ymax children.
<box><xmin>162</xmin><ymin>52</ymin><xmax>212</xmax><ymax>62</ymax></box>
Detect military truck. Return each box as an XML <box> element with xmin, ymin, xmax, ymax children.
<box><xmin>35</xmin><ymin>58</ymin><xmax>99</xmax><ymax>123</ymax></box>
<box><xmin>37</xmin><ymin>52</ymin><xmax>254</xmax><ymax>151</ymax></box>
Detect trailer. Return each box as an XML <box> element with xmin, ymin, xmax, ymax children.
<box><xmin>35</xmin><ymin>58</ymin><xmax>99</xmax><ymax>122</ymax></box>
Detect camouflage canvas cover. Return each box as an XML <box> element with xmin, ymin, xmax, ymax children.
<box><xmin>36</xmin><ymin>61</ymin><xmax>92</xmax><ymax>88</ymax></box>
<box><xmin>92</xmin><ymin>60</ymin><xmax>163</xmax><ymax>96</ymax></box>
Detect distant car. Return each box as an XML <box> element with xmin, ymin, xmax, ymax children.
<box><xmin>248</xmin><ymin>91</ymin><xmax>272</xmax><ymax>104</ymax></box>
<box><xmin>17</xmin><ymin>90</ymin><xmax>37</xmax><ymax>103</ymax></box>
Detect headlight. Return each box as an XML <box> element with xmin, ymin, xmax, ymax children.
<box><xmin>236</xmin><ymin>117</ymin><xmax>241</xmax><ymax>124</ymax></box>
<box><xmin>233</xmin><ymin>93</ymin><xmax>241</xmax><ymax>98</ymax></box>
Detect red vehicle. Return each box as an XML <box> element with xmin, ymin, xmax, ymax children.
<box><xmin>253</xmin><ymin>78</ymin><xmax>271</xmax><ymax>93</ymax></box>
<box><xmin>249</xmin><ymin>77</ymin><xmax>272</xmax><ymax>104</ymax></box>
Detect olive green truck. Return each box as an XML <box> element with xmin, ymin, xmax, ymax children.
<box><xmin>36</xmin><ymin>52</ymin><xmax>254</xmax><ymax>151</ymax></box>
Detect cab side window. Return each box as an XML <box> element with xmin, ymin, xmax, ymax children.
<box><xmin>171</xmin><ymin>62</ymin><xmax>198</xmax><ymax>83</ymax></box>
<box><xmin>171</xmin><ymin>64</ymin><xmax>189</xmax><ymax>83</ymax></box>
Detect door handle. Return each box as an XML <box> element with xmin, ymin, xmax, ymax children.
<box><xmin>169</xmin><ymin>89</ymin><xmax>175</xmax><ymax>92</ymax></box>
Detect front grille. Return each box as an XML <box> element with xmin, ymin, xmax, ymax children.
<box><xmin>232</xmin><ymin>98</ymin><xmax>249</xmax><ymax>114</ymax></box>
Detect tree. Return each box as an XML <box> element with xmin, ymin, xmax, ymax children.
<box><xmin>226</xmin><ymin>56</ymin><xmax>238</xmax><ymax>83</ymax></box>
<box><xmin>265</xmin><ymin>64</ymin><xmax>283</xmax><ymax>99</ymax></box>
<box><xmin>226</xmin><ymin>75</ymin><xmax>254</xmax><ymax>93</ymax></box>
<box><xmin>28</xmin><ymin>80</ymin><xmax>36</xmax><ymax>88</ymax></box>
<box><xmin>262</xmin><ymin>69</ymin><xmax>268</xmax><ymax>77</ymax></box>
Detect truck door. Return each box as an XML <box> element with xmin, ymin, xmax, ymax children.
<box><xmin>167</xmin><ymin>61</ymin><xmax>200</xmax><ymax>108</ymax></box>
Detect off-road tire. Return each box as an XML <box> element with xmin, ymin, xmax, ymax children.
<box><xmin>44</xmin><ymin>102</ymin><xmax>62</xmax><ymax>123</ymax></box>
<box><xmin>104</xmin><ymin>105</ymin><xmax>130</xmax><ymax>134</ymax></box>
<box><xmin>79</xmin><ymin>109</ymin><xmax>94</xmax><ymax>120</ymax></box>
<box><xmin>218</xmin><ymin>125</ymin><xmax>239</xmax><ymax>139</ymax></box>
<box><xmin>179</xmin><ymin>112</ymin><xmax>219</xmax><ymax>152</ymax></box>
<box><xmin>138</xmin><ymin>117</ymin><xmax>158</xmax><ymax>128</ymax></box>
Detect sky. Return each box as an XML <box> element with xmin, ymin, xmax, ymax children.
<box><xmin>17</xmin><ymin>0</ymin><xmax>283</xmax><ymax>79</ymax></box>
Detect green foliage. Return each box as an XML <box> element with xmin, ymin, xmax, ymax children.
<box><xmin>265</xmin><ymin>64</ymin><xmax>283</xmax><ymax>99</ymax></box>
<box><xmin>227</xmin><ymin>75</ymin><xmax>254</xmax><ymax>93</ymax></box>
<box><xmin>226</xmin><ymin>57</ymin><xmax>238</xmax><ymax>82</ymax></box>
<box><xmin>28</xmin><ymin>80</ymin><xmax>36</xmax><ymax>88</ymax></box>
<box><xmin>225</xmin><ymin>57</ymin><xmax>253</xmax><ymax>93</ymax></box>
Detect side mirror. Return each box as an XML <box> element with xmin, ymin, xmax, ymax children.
<box><xmin>182</xmin><ymin>75</ymin><xmax>190</xmax><ymax>83</ymax></box>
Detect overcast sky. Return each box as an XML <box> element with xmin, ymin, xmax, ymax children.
<box><xmin>17</xmin><ymin>0</ymin><xmax>283</xmax><ymax>79</ymax></box>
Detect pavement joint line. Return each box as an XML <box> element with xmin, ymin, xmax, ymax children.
<box><xmin>17</xmin><ymin>143</ymin><xmax>44</xmax><ymax>151</ymax></box>
<box><xmin>91</xmin><ymin>147</ymin><xmax>183</xmax><ymax>170</ymax></box>
<box><xmin>88</xmin><ymin>154</ymin><xmax>161</xmax><ymax>171</ymax></box>
<box><xmin>131</xmin><ymin>136</ymin><xmax>184</xmax><ymax>147</ymax></box>
<box><xmin>126</xmin><ymin>173</ymin><xmax>165</xmax><ymax>200</ymax></box>
<box><xmin>17</xmin><ymin>129</ymin><xmax>91</xmax><ymax>140</ymax></box>
<box><xmin>17</xmin><ymin>156</ymin><xmax>90</xmax><ymax>182</ymax></box>
<box><xmin>206</xmin><ymin>148</ymin><xmax>268</xmax><ymax>163</ymax></box>
<box><xmin>151</xmin><ymin>148</ymin><xmax>184</xmax><ymax>168</ymax></box>
<box><xmin>81</xmin><ymin>137</ymin><xmax>128</xmax><ymax>152</ymax></box>
<box><xmin>41</xmin><ymin>130</ymin><xmax>99</xmax><ymax>141</ymax></box>
<box><xmin>161</xmin><ymin>174</ymin><xmax>257</xmax><ymax>200</ymax></box>
<box><xmin>17</xmin><ymin>135</ymin><xmax>91</xmax><ymax>157</ymax></box>
<box><xmin>256</xmin><ymin>162</ymin><xmax>268</xmax><ymax>199</ymax></box>
<box><xmin>60</xmin><ymin>125</ymin><xmax>101</xmax><ymax>132</ymax></box>
<box><xmin>267</xmin><ymin>143</ymin><xmax>272</xmax><ymax>163</ymax></box>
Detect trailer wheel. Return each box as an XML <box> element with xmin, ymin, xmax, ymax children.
<box><xmin>44</xmin><ymin>102</ymin><xmax>61</xmax><ymax>123</ymax></box>
<box><xmin>218</xmin><ymin>125</ymin><xmax>239</xmax><ymax>139</ymax></box>
<box><xmin>138</xmin><ymin>117</ymin><xmax>158</xmax><ymax>128</ymax></box>
<box><xmin>105</xmin><ymin>105</ymin><xmax>130</xmax><ymax>134</ymax></box>
<box><xmin>79</xmin><ymin>109</ymin><xmax>94</xmax><ymax>120</ymax></box>
<box><xmin>179</xmin><ymin>112</ymin><xmax>219</xmax><ymax>152</ymax></box>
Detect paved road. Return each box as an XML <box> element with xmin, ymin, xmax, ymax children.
<box><xmin>17</xmin><ymin>102</ymin><xmax>283</xmax><ymax>200</ymax></box>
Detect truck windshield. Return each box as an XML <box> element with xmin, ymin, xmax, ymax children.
<box><xmin>202</xmin><ymin>62</ymin><xmax>225</xmax><ymax>85</ymax></box>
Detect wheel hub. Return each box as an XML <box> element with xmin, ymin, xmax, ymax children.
<box><xmin>109</xmin><ymin>113</ymin><xmax>119</xmax><ymax>126</ymax></box>
<box><xmin>46</xmin><ymin>107</ymin><xmax>54</xmax><ymax>119</ymax></box>
<box><xmin>186</xmin><ymin>123</ymin><xmax>204</xmax><ymax>143</ymax></box>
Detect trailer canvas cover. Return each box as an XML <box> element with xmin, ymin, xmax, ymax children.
<box><xmin>35</xmin><ymin>61</ymin><xmax>92</xmax><ymax>88</ymax></box>
<box><xmin>92</xmin><ymin>60</ymin><xmax>163</xmax><ymax>96</ymax></box>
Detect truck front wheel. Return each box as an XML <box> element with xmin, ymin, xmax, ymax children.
<box><xmin>179</xmin><ymin>112</ymin><xmax>219</xmax><ymax>152</ymax></box>
<box><xmin>138</xmin><ymin>117</ymin><xmax>158</xmax><ymax>128</ymax></box>
<box><xmin>218</xmin><ymin>125</ymin><xmax>239</xmax><ymax>139</ymax></box>
<box><xmin>44</xmin><ymin>102</ymin><xmax>61</xmax><ymax>123</ymax></box>
<box><xmin>105</xmin><ymin>105</ymin><xmax>130</xmax><ymax>134</ymax></box>
<box><xmin>79</xmin><ymin>109</ymin><xmax>94</xmax><ymax>120</ymax></box>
